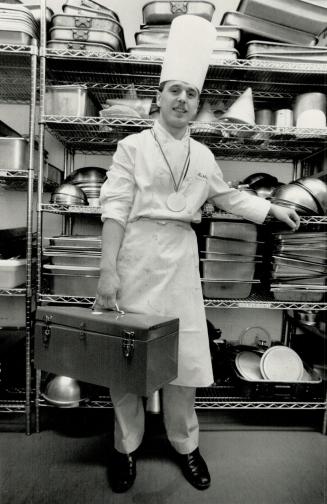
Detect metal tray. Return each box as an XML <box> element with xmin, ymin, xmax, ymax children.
<box><xmin>272</xmin><ymin>256</ymin><xmax>327</xmax><ymax>274</ymax></box>
<box><xmin>237</xmin><ymin>0</ymin><xmax>327</xmax><ymax>36</ymax></box>
<box><xmin>204</xmin><ymin>236</ymin><xmax>258</xmax><ymax>255</ymax></box>
<box><xmin>51</xmin><ymin>13</ymin><xmax>123</xmax><ymax>39</ymax></box>
<box><xmin>63</xmin><ymin>1</ymin><xmax>119</xmax><ymax>21</ymax></box>
<box><xmin>47</xmin><ymin>39</ymin><xmax>115</xmax><ymax>54</ymax></box>
<box><xmin>0</xmin><ymin>30</ymin><xmax>33</xmax><ymax>45</ymax></box>
<box><xmin>0</xmin><ymin>3</ymin><xmax>38</xmax><ymax>27</ymax></box>
<box><xmin>221</xmin><ymin>11</ymin><xmax>317</xmax><ymax>46</ymax></box>
<box><xmin>142</xmin><ymin>1</ymin><xmax>215</xmax><ymax>24</ymax></box>
<box><xmin>247</xmin><ymin>53</ymin><xmax>327</xmax><ymax>63</ymax></box>
<box><xmin>49</xmin><ymin>27</ymin><xmax>123</xmax><ymax>51</ymax></box>
<box><xmin>246</xmin><ymin>40</ymin><xmax>327</xmax><ymax>56</ymax></box>
<box><xmin>201</xmin><ymin>278</ymin><xmax>258</xmax><ymax>299</ymax></box>
<box><xmin>135</xmin><ymin>29</ymin><xmax>236</xmax><ymax>49</ymax></box>
<box><xmin>209</xmin><ymin>221</ymin><xmax>257</xmax><ymax>241</ymax></box>
<box><xmin>43</xmin><ymin>252</ymin><xmax>101</xmax><ymax>267</ymax></box>
<box><xmin>45</xmin><ymin>84</ymin><xmax>99</xmax><ymax>116</ymax></box>
<box><xmin>47</xmin><ymin>235</ymin><xmax>101</xmax><ymax>248</ymax></box>
<box><xmin>271</xmin><ymin>288</ymin><xmax>325</xmax><ymax>302</ymax></box>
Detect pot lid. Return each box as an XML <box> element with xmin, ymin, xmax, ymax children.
<box><xmin>260</xmin><ymin>346</ymin><xmax>304</xmax><ymax>381</ymax></box>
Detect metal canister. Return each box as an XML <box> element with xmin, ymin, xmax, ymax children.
<box><xmin>274</xmin><ymin>109</ymin><xmax>294</xmax><ymax>127</ymax></box>
<box><xmin>255</xmin><ymin>108</ymin><xmax>273</xmax><ymax>125</ymax></box>
<box><xmin>294</xmin><ymin>92</ymin><xmax>327</xmax><ymax>128</ymax></box>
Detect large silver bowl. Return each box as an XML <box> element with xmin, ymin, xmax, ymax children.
<box><xmin>65</xmin><ymin>166</ymin><xmax>107</xmax><ymax>184</ymax></box>
<box><xmin>271</xmin><ymin>183</ymin><xmax>320</xmax><ymax>214</ymax></box>
<box><xmin>42</xmin><ymin>375</ymin><xmax>88</xmax><ymax>408</ymax></box>
<box><xmin>292</xmin><ymin>177</ymin><xmax>327</xmax><ymax>214</ymax></box>
<box><xmin>50</xmin><ymin>183</ymin><xmax>88</xmax><ymax>205</ymax></box>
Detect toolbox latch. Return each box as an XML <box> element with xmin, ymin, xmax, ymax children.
<box><xmin>42</xmin><ymin>315</ymin><xmax>53</xmax><ymax>347</ymax></box>
<box><xmin>121</xmin><ymin>330</ymin><xmax>135</xmax><ymax>360</ymax></box>
<box><xmin>79</xmin><ymin>322</ymin><xmax>87</xmax><ymax>341</ymax></box>
<box><xmin>170</xmin><ymin>2</ymin><xmax>188</xmax><ymax>15</ymax></box>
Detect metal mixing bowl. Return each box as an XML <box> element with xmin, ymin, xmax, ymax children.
<box><xmin>271</xmin><ymin>183</ymin><xmax>319</xmax><ymax>214</ymax></box>
<box><xmin>292</xmin><ymin>177</ymin><xmax>327</xmax><ymax>214</ymax></box>
<box><xmin>42</xmin><ymin>375</ymin><xmax>88</xmax><ymax>408</ymax></box>
<box><xmin>50</xmin><ymin>183</ymin><xmax>88</xmax><ymax>205</ymax></box>
<box><xmin>65</xmin><ymin>166</ymin><xmax>107</xmax><ymax>184</ymax></box>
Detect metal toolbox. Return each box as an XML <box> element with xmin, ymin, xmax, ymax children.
<box><xmin>49</xmin><ymin>26</ymin><xmax>123</xmax><ymax>51</ymax></box>
<box><xmin>200</xmin><ymin>259</ymin><xmax>257</xmax><ymax>280</ymax></box>
<box><xmin>51</xmin><ymin>13</ymin><xmax>123</xmax><ymax>39</ymax></box>
<box><xmin>34</xmin><ymin>305</ymin><xmax>179</xmax><ymax>396</ymax></box>
<box><xmin>202</xmin><ymin>279</ymin><xmax>258</xmax><ymax>299</ymax></box>
<box><xmin>63</xmin><ymin>1</ymin><xmax>120</xmax><ymax>21</ymax></box>
<box><xmin>142</xmin><ymin>1</ymin><xmax>215</xmax><ymax>24</ymax></box>
<box><xmin>237</xmin><ymin>0</ymin><xmax>327</xmax><ymax>36</ymax></box>
<box><xmin>47</xmin><ymin>40</ymin><xmax>115</xmax><ymax>54</ymax></box>
<box><xmin>45</xmin><ymin>85</ymin><xmax>99</xmax><ymax>117</ymax></box>
<box><xmin>221</xmin><ymin>11</ymin><xmax>317</xmax><ymax>46</ymax></box>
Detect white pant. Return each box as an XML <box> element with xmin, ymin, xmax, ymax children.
<box><xmin>110</xmin><ymin>384</ymin><xmax>199</xmax><ymax>455</ymax></box>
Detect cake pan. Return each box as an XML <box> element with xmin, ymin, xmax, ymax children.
<box><xmin>237</xmin><ymin>0</ymin><xmax>327</xmax><ymax>36</ymax></box>
<box><xmin>63</xmin><ymin>1</ymin><xmax>120</xmax><ymax>21</ymax></box>
<box><xmin>49</xmin><ymin>27</ymin><xmax>123</xmax><ymax>51</ymax></box>
<box><xmin>52</xmin><ymin>14</ymin><xmax>123</xmax><ymax>39</ymax></box>
<box><xmin>47</xmin><ymin>40</ymin><xmax>115</xmax><ymax>54</ymax></box>
<box><xmin>142</xmin><ymin>1</ymin><xmax>215</xmax><ymax>24</ymax></box>
<box><xmin>221</xmin><ymin>11</ymin><xmax>317</xmax><ymax>46</ymax></box>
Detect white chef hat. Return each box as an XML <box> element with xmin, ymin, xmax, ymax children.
<box><xmin>159</xmin><ymin>15</ymin><xmax>216</xmax><ymax>92</ymax></box>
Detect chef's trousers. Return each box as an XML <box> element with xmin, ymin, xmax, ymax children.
<box><xmin>110</xmin><ymin>383</ymin><xmax>199</xmax><ymax>455</ymax></box>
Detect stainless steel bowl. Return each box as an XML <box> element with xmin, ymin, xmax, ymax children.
<box><xmin>42</xmin><ymin>375</ymin><xmax>88</xmax><ymax>407</ymax></box>
<box><xmin>292</xmin><ymin>177</ymin><xmax>327</xmax><ymax>214</ymax></box>
<box><xmin>50</xmin><ymin>183</ymin><xmax>88</xmax><ymax>205</ymax></box>
<box><xmin>65</xmin><ymin>166</ymin><xmax>107</xmax><ymax>184</ymax></box>
<box><xmin>271</xmin><ymin>183</ymin><xmax>320</xmax><ymax>214</ymax></box>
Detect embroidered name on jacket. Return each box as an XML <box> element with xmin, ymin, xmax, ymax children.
<box><xmin>197</xmin><ymin>172</ymin><xmax>208</xmax><ymax>180</ymax></box>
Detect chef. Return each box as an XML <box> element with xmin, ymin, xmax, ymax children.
<box><xmin>96</xmin><ymin>15</ymin><xmax>300</xmax><ymax>493</ymax></box>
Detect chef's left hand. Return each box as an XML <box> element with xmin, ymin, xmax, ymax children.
<box><xmin>268</xmin><ymin>203</ymin><xmax>300</xmax><ymax>230</ymax></box>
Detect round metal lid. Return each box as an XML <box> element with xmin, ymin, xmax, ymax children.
<box><xmin>260</xmin><ymin>346</ymin><xmax>304</xmax><ymax>382</ymax></box>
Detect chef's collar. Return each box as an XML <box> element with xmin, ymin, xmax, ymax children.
<box><xmin>153</xmin><ymin>119</ymin><xmax>190</xmax><ymax>144</ymax></box>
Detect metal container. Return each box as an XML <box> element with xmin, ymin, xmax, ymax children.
<box><xmin>247</xmin><ymin>53</ymin><xmax>327</xmax><ymax>63</ymax></box>
<box><xmin>43</xmin><ymin>264</ymin><xmax>99</xmax><ymax>296</ymax></box>
<box><xmin>43</xmin><ymin>251</ymin><xmax>101</xmax><ymax>267</ymax></box>
<box><xmin>142</xmin><ymin>1</ymin><xmax>215</xmax><ymax>24</ymax></box>
<box><xmin>255</xmin><ymin>109</ymin><xmax>273</xmax><ymax>125</ymax></box>
<box><xmin>209</xmin><ymin>221</ymin><xmax>257</xmax><ymax>242</ymax></box>
<box><xmin>34</xmin><ymin>305</ymin><xmax>179</xmax><ymax>397</ymax></box>
<box><xmin>246</xmin><ymin>40</ymin><xmax>327</xmax><ymax>57</ymax></box>
<box><xmin>47</xmin><ymin>40</ymin><xmax>114</xmax><ymax>54</ymax></box>
<box><xmin>271</xmin><ymin>288</ymin><xmax>325</xmax><ymax>302</ymax></box>
<box><xmin>0</xmin><ymin>3</ymin><xmax>38</xmax><ymax>28</ymax></box>
<box><xmin>202</xmin><ymin>279</ymin><xmax>257</xmax><ymax>299</ymax></box>
<box><xmin>0</xmin><ymin>258</ymin><xmax>26</xmax><ymax>288</ymax></box>
<box><xmin>51</xmin><ymin>13</ymin><xmax>123</xmax><ymax>39</ymax></box>
<box><xmin>50</xmin><ymin>183</ymin><xmax>89</xmax><ymax>205</ymax></box>
<box><xmin>48</xmin><ymin>235</ymin><xmax>101</xmax><ymax>249</ymax></box>
<box><xmin>221</xmin><ymin>11</ymin><xmax>317</xmax><ymax>46</ymax></box>
<box><xmin>201</xmin><ymin>258</ymin><xmax>257</xmax><ymax>280</ymax></box>
<box><xmin>294</xmin><ymin>93</ymin><xmax>327</xmax><ymax>129</ymax></box>
<box><xmin>25</xmin><ymin>3</ymin><xmax>54</xmax><ymax>26</ymax></box>
<box><xmin>274</xmin><ymin>109</ymin><xmax>294</xmax><ymax>127</ymax></box>
<box><xmin>45</xmin><ymin>85</ymin><xmax>98</xmax><ymax>116</ymax></box>
<box><xmin>0</xmin><ymin>137</ymin><xmax>29</xmax><ymax>171</ymax></box>
<box><xmin>49</xmin><ymin>26</ymin><xmax>123</xmax><ymax>51</ymax></box>
<box><xmin>272</xmin><ymin>183</ymin><xmax>320</xmax><ymax>215</ymax></box>
<box><xmin>237</xmin><ymin>0</ymin><xmax>327</xmax><ymax>36</ymax></box>
<box><xmin>272</xmin><ymin>256</ymin><xmax>327</xmax><ymax>274</ymax></box>
<box><xmin>204</xmin><ymin>236</ymin><xmax>258</xmax><ymax>256</ymax></box>
<box><xmin>135</xmin><ymin>29</ymin><xmax>235</xmax><ymax>49</ymax></box>
<box><xmin>202</xmin><ymin>251</ymin><xmax>260</xmax><ymax>261</ymax></box>
<box><xmin>0</xmin><ymin>29</ymin><xmax>32</xmax><ymax>45</ymax></box>
<box><xmin>63</xmin><ymin>1</ymin><xmax>119</xmax><ymax>21</ymax></box>
<box><xmin>42</xmin><ymin>375</ymin><xmax>88</xmax><ymax>408</ymax></box>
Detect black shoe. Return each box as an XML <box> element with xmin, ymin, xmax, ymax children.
<box><xmin>178</xmin><ymin>448</ymin><xmax>211</xmax><ymax>490</ymax></box>
<box><xmin>109</xmin><ymin>449</ymin><xmax>136</xmax><ymax>493</ymax></box>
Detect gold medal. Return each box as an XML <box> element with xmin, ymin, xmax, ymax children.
<box><xmin>166</xmin><ymin>192</ymin><xmax>187</xmax><ymax>212</ymax></box>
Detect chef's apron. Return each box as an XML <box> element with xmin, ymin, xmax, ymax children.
<box><xmin>116</xmin><ymin>217</ymin><xmax>214</xmax><ymax>387</ymax></box>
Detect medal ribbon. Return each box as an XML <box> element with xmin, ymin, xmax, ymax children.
<box><xmin>151</xmin><ymin>129</ymin><xmax>190</xmax><ymax>192</ymax></box>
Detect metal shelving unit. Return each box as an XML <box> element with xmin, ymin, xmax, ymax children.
<box><xmin>35</xmin><ymin>4</ymin><xmax>326</xmax><ymax>432</ymax></box>
<box><xmin>0</xmin><ymin>43</ymin><xmax>38</xmax><ymax>434</ymax></box>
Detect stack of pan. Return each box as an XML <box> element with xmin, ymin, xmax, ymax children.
<box><xmin>128</xmin><ymin>1</ymin><xmax>240</xmax><ymax>60</ymax></box>
<box><xmin>245</xmin><ymin>40</ymin><xmax>327</xmax><ymax>64</ymax></box>
<box><xmin>270</xmin><ymin>231</ymin><xmax>327</xmax><ymax>302</ymax></box>
<box><xmin>0</xmin><ymin>2</ymin><xmax>39</xmax><ymax>44</ymax></box>
<box><xmin>43</xmin><ymin>235</ymin><xmax>102</xmax><ymax>297</ymax></box>
<box><xmin>47</xmin><ymin>0</ymin><xmax>125</xmax><ymax>54</ymax></box>
<box><xmin>200</xmin><ymin>220</ymin><xmax>262</xmax><ymax>299</ymax></box>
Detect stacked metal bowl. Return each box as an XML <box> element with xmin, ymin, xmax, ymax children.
<box><xmin>65</xmin><ymin>166</ymin><xmax>107</xmax><ymax>206</ymax></box>
<box><xmin>201</xmin><ymin>220</ymin><xmax>262</xmax><ymax>299</ymax></box>
<box><xmin>271</xmin><ymin>177</ymin><xmax>327</xmax><ymax>215</ymax></box>
<box><xmin>50</xmin><ymin>183</ymin><xmax>88</xmax><ymax>206</ymax></box>
<box><xmin>270</xmin><ymin>230</ymin><xmax>327</xmax><ymax>301</ymax></box>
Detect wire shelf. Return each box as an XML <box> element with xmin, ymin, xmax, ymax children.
<box><xmin>45</xmin><ymin>50</ymin><xmax>327</xmax><ymax>94</ymax></box>
<box><xmin>41</xmin><ymin>203</ymin><xmax>101</xmax><ymax>214</ymax></box>
<box><xmin>0</xmin><ymin>172</ymin><xmax>59</xmax><ymax>191</ymax></box>
<box><xmin>42</xmin><ymin>116</ymin><xmax>327</xmax><ymax>159</ymax></box>
<box><xmin>0</xmin><ymin>288</ymin><xmax>26</xmax><ymax>296</ymax></box>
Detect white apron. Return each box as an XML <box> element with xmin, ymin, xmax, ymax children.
<box><xmin>116</xmin><ymin>218</ymin><xmax>214</xmax><ymax>388</ymax></box>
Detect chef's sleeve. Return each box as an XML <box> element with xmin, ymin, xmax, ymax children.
<box><xmin>207</xmin><ymin>155</ymin><xmax>271</xmax><ymax>224</ymax></box>
<box><xmin>100</xmin><ymin>138</ymin><xmax>136</xmax><ymax>228</ymax></box>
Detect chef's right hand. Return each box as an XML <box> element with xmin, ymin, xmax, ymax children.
<box><xmin>95</xmin><ymin>267</ymin><xmax>121</xmax><ymax>310</ymax></box>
